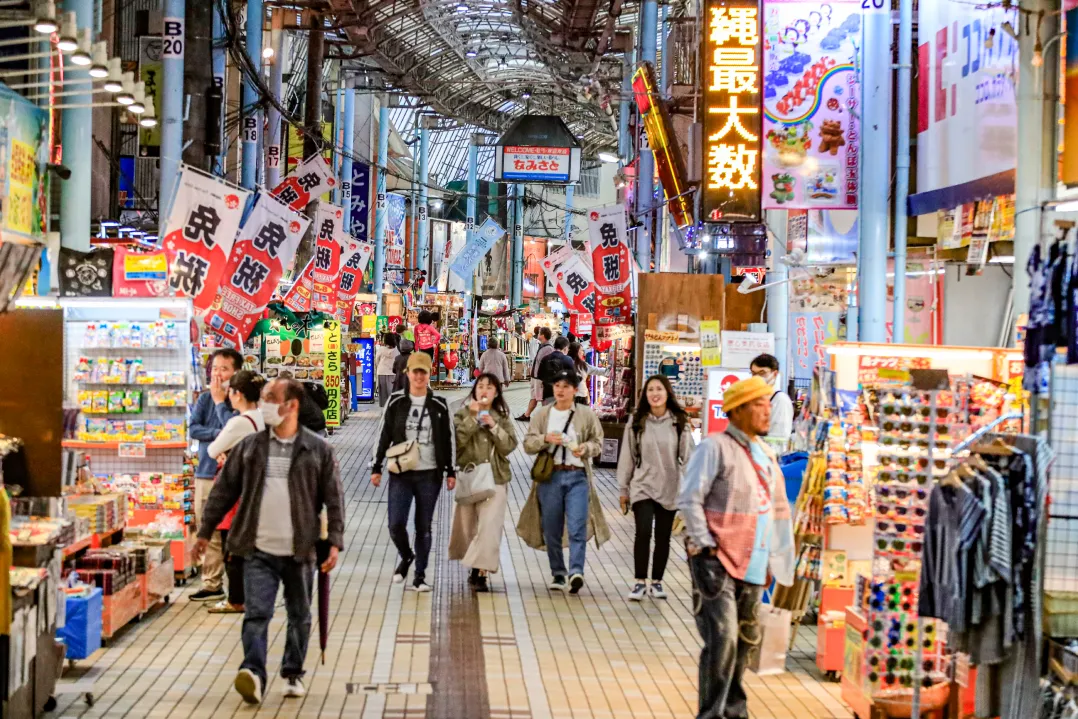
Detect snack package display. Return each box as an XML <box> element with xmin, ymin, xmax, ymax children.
<box><xmin>73</xmin><ymin>357</ymin><xmax>92</xmax><ymax>382</ymax></box>
<box><xmin>162</xmin><ymin>419</ymin><xmax>185</xmax><ymax>442</ymax></box>
<box><xmin>107</xmin><ymin>391</ymin><xmax>125</xmax><ymax>413</ymax></box>
<box><xmin>122</xmin><ymin>390</ymin><xmax>142</xmax><ymax>413</ymax></box>
<box><xmin>124</xmin><ymin>420</ymin><xmax>146</xmax><ymax>441</ymax></box>
<box><xmin>145</xmin><ymin>419</ymin><xmax>167</xmax><ymax>441</ymax></box>
<box><xmin>105</xmin><ymin>419</ymin><xmax>126</xmax><ymax>441</ymax></box>
<box><xmin>78</xmin><ymin>390</ymin><xmax>94</xmax><ymax>413</ymax></box>
<box><xmin>91</xmin><ymin>391</ymin><xmax>108</xmax><ymax>414</ymax></box>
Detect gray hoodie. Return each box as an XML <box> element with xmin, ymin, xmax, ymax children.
<box><xmin>616</xmin><ymin>411</ymin><xmax>695</xmax><ymax>510</ymax></box>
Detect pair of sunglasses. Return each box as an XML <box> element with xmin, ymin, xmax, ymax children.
<box><xmin>877</xmin><ymin>501</ymin><xmax>927</xmax><ymax>518</ymax></box>
<box><xmin>877</xmin><ymin>520</ymin><xmax>926</xmax><ymax>536</ymax></box>
<box><xmin>877</xmin><ymin>469</ymin><xmax>933</xmax><ymax>485</ymax></box>
<box><xmin>880</xmin><ymin>435</ymin><xmax>931</xmax><ymax>450</ymax></box>
<box><xmin>876</xmin><ymin>536</ymin><xmax>924</xmax><ymax>554</ymax></box>
<box><xmin>877</xmin><ymin>485</ymin><xmax>928</xmax><ymax>501</ymax></box>
<box><xmin>880</xmin><ymin>455</ymin><xmax>948</xmax><ymax>471</ymax></box>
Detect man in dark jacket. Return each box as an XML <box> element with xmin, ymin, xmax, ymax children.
<box><xmin>392</xmin><ymin>334</ymin><xmax>415</xmax><ymax>392</ymax></box>
<box><xmin>194</xmin><ymin>378</ymin><xmax>345</xmax><ymax>705</ymax></box>
<box><xmin>540</xmin><ymin>336</ymin><xmax>577</xmax><ymax>403</ymax></box>
<box><xmin>370</xmin><ymin>352</ymin><xmax>456</xmax><ymax>592</ymax></box>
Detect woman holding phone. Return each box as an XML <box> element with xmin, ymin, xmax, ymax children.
<box><xmin>617</xmin><ymin>375</ymin><xmax>693</xmax><ymax>601</ymax></box>
<box><xmin>449</xmin><ymin>374</ymin><xmax>518</xmax><ymax>591</ymax></box>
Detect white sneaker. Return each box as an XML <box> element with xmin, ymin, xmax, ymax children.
<box><xmin>627</xmin><ymin>582</ymin><xmax>647</xmax><ymax>601</ymax></box>
<box><xmin>649</xmin><ymin>582</ymin><xmax>668</xmax><ymax>599</ymax></box>
<box><xmin>283</xmin><ymin>677</ymin><xmax>306</xmax><ymax>698</ymax></box>
<box><xmin>411</xmin><ymin>576</ymin><xmax>432</xmax><ymax>593</ymax></box>
<box><xmin>234</xmin><ymin>668</ymin><xmax>262</xmax><ymax>704</ymax></box>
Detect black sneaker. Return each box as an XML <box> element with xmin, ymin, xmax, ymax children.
<box><xmin>549</xmin><ymin>575</ymin><xmax>567</xmax><ymax>591</ymax></box>
<box><xmin>515</xmin><ymin>414</ymin><xmax>531</xmax><ymax>422</ymax></box>
<box><xmin>393</xmin><ymin>555</ymin><xmax>414</xmax><ymax>584</ymax></box>
<box><xmin>569</xmin><ymin>573</ymin><xmax>584</xmax><ymax>595</ymax></box>
<box><xmin>475</xmin><ymin>574</ymin><xmax>489</xmax><ymax>592</ymax></box>
<box><xmin>412</xmin><ymin>574</ymin><xmax>432</xmax><ymax>593</ymax></box>
<box><xmin>468</xmin><ymin>568</ymin><xmax>480</xmax><ymax>586</ymax></box>
<box><xmin>190</xmin><ymin>588</ymin><xmax>225</xmax><ymax>602</ymax></box>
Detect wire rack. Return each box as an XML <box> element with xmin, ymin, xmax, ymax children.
<box><xmin>1047</xmin><ymin>363</ymin><xmax>1078</xmax><ymax>595</ymax></box>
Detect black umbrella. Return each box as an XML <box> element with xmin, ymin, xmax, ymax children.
<box><xmin>315</xmin><ymin>539</ymin><xmax>331</xmax><ymax>664</ymax></box>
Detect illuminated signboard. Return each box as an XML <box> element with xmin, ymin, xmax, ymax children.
<box><xmin>632</xmin><ymin>63</ymin><xmax>694</xmax><ymax>228</ymax></box>
<box><xmin>701</xmin><ymin>0</ymin><xmax>763</xmax><ymax>222</ymax></box>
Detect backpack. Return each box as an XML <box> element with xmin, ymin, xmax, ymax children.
<box><xmin>538</xmin><ymin>352</ymin><xmax>567</xmax><ymax>387</ymax></box>
<box><xmin>634</xmin><ymin>418</ymin><xmax>685</xmax><ymax>468</ymax></box>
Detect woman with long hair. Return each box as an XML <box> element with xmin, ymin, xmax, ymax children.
<box><xmin>568</xmin><ymin>341</ymin><xmax>608</xmax><ymax>405</ymax></box>
<box><xmin>617</xmin><ymin>375</ymin><xmax>694</xmax><ymax>600</ymax></box>
<box><xmin>375</xmin><ymin>332</ymin><xmax>400</xmax><ymax>407</ymax></box>
<box><xmin>448</xmin><ymin>373</ymin><xmax>518</xmax><ymax>591</ymax></box>
<box><xmin>205</xmin><ymin>370</ymin><xmax>267</xmax><ymax>613</ymax></box>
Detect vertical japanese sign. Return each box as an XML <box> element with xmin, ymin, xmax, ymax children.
<box><xmin>204</xmin><ymin>192</ymin><xmax>310</xmax><ymax>347</ymax></box>
<box><xmin>0</xmin><ymin>86</ymin><xmax>48</xmax><ymax>243</ymax></box>
<box><xmin>138</xmin><ymin>38</ymin><xmax>162</xmax><ymax>155</ymax></box>
<box><xmin>700</xmin><ymin>320</ymin><xmax>722</xmax><ymax>367</ymax></box>
<box><xmin>702</xmin><ymin>0</ymin><xmax>763</xmax><ymax>221</ymax></box>
<box><xmin>349</xmin><ymin>161</ymin><xmax>371</xmax><ymax>242</ymax></box>
<box><xmin>588</xmin><ymin>205</ymin><xmax>633</xmax><ymax>325</ymax></box>
<box><xmin>282</xmin><ymin>203</ymin><xmax>344</xmax><ymax>314</ymax></box>
<box><xmin>550</xmin><ymin>251</ymin><xmax>596</xmax><ymax>315</ymax></box>
<box><xmin>270</xmin><ymin>153</ymin><xmax>337</xmax><ymax>212</ymax></box>
<box><xmin>333</xmin><ymin>238</ymin><xmax>373</xmax><ymax>325</ymax></box>
<box><xmin>1065</xmin><ymin>6</ymin><xmax>1078</xmax><ymax>186</ymax></box>
<box><xmin>450</xmin><ymin>216</ymin><xmax>506</xmax><ymax>279</ymax></box>
<box><xmin>384</xmin><ymin>192</ymin><xmax>407</xmax><ymax>284</ymax></box>
<box><xmin>356</xmin><ymin>336</ymin><xmax>375</xmax><ymax>402</ymax></box>
<box><xmin>761</xmin><ymin>1</ymin><xmax>860</xmax><ymax>209</ymax></box>
<box><xmin>323</xmin><ymin>319</ymin><xmax>342</xmax><ymax>428</ymax></box>
<box><xmin>162</xmin><ymin>167</ymin><xmax>251</xmax><ymax>309</ymax></box>
<box><xmin>790</xmin><ymin>310</ymin><xmax>841</xmax><ymax>381</ymax></box>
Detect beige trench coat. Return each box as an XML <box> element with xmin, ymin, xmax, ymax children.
<box><xmin>515</xmin><ymin>403</ymin><xmax>612</xmax><ymax>550</ymax></box>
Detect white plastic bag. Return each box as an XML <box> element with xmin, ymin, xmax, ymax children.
<box><xmin>749</xmin><ymin>605</ymin><xmax>791</xmax><ymax>676</ymax></box>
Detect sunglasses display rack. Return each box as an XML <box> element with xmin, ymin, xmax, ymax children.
<box><xmin>866</xmin><ymin>384</ymin><xmax>971</xmax><ymax>711</ymax></box>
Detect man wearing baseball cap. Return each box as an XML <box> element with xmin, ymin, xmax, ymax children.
<box><xmin>677</xmin><ymin>376</ymin><xmax>795</xmax><ymax>719</ymax></box>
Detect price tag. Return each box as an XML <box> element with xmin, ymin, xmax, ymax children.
<box><xmin>118</xmin><ymin>442</ymin><xmax>146</xmax><ymax>458</ymax></box>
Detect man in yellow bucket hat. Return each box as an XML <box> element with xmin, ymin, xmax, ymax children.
<box><xmin>677</xmin><ymin>375</ymin><xmax>796</xmax><ymax>719</ymax></box>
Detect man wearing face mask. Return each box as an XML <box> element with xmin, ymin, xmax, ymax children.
<box><xmin>194</xmin><ymin>378</ymin><xmax>345</xmax><ymax>705</ymax></box>
<box><xmin>749</xmin><ymin>353</ymin><xmax>793</xmax><ymax>449</ymax></box>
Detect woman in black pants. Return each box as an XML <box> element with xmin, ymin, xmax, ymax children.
<box><xmin>617</xmin><ymin>375</ymin><xmax>694</xmax><ymax>601</ymax></box>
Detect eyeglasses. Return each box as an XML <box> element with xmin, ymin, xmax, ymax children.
<box><xmin>917</xmin><ymin>405</ymin><xmax>951</xmax><ymax>419</ymax></box>
<box><xmin>882</xmin><ymin>403</ymin><xmax>914</xmax><ymax>416</ymax></box>
<box><xmin>882</xmin><ymin>419</ymin><xmax>914</xmax><ymax>433</ymax></box>
<box><xmin>880</xmin><ymin>435</ymin><xmax>931</xmax><ymax>450</ymax></box>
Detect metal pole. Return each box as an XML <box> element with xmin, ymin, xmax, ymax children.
<box><xmin>265</xmin><ymin>20</ymin><xmax>284</xmax><ymax>188</ymax></box>
<box><xmin>417</xmin><ymin>121</ymin><xmax>430</xmax><ymax>280</ymax></box>
<box><xmin>766</xmin><ymin>209</ymin><xmax>789</xmax><ymax>377</ymax></box>
<box><xmin>891</xmin><ymin>0</ymin><xmax>912</xmax><ymax>343</ymax></box>
<box><xmin>466</xmin><ymin>135</ymin><xmax>479</xmax><ymax>315</ymax></box>
<box><xmin>211</xmin><ymin>1</ymin><xmax>226</xmax><ymax>175</ymax></box>
<box><xmin>340</xmin><ymin>76</ymin><xmax>355</xmax><ymax>230</ymax></box>
<box><xmin>563</xmin><ymin>184</ymin><xmax>574</xmax><ymax>243</ymax></box>
<box><xmin>302</xmin><ymin>13</ymin><xmax>323</xmax><ymax>160</ymax></box>
<box><xmin>240</xmin><ymin>0</ymin><xmax>262</xmax><ymax>190</ymax></box>
<box><xmin>619</xmin><ymin>49</ymin><xmax>634</xmax><ymax>163</ymax></box>
<box><xmin>332</xmin><ymin>81</ymin><xmax>342</xmax><ymax>203</ymax></box>
<box><xmin>374</xmin><ymin>96</ymin><xmax>389</xmax><ymax>314</ymax></box>
<box><xmin>511</xmin><ymin>183</ymin><xmax>524</xmax><ymax>307</ymax></box>
<box><xmin>182</xmin><ymin>0</ymin><xmax>212</xmax><ymax>169</ymax></box>
<box><xmin>60</xmin><ymin>0</ymin><xmax>94</xmax><ymax>250</ymax></box>
<box><xmin>654</xmin><ymin>3</ymin><xmax>670</xmax><ymax>272</ymax></box>
<box><xmin>855</xmin><ymin>6</ymin><xmax>892</xmax><ymax>343</ymax></box>
<box><xmin>636</xmin><ymin>0</ymin><xmax>657</xmax><ymax>273</ymax></box>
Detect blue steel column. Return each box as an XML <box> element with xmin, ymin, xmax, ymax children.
<box><xmin>417</xmin><ymin>122</ymin><xmax>430</xmax><ymax>278</ymax></box>
<box><xmin>374</xmin><ymin>98</ymin><xmax>389</xmax><ymax>314</ymax></box>
<box><xmin>340</xmin><ymin>77</ymin><xmax>355</xmax><ymax>229</ymax></box>
<box><xmin>563</xmin><ymin>184</ymin><xmax>574</xmax><ymax>242</ymax></box>
<box><xmin>856</xmin><ymin>7</ymin><xmax>892</xmax><ymax>343</ymax></box>
<box><xmin>618</xmin><ymin>50</ymin><xmax>634</xmax><ymax>163</ymax></box>
<box><xmin>212</xmin><ymin>3</ymin><xmax>227</xmax><ymax>175</ymax></box>
<box><xmin>635</xmin><ymin>0</ymin><xmax>657</xmax><ymax>273</ymax></box>
<box><xmin>332</xmin><ymin>83</ymin><xmax>342</xmax><ymax>202</ymax></box>
<box><xmin>653</xmin><ymin>3</ymin><xmax>668</xmax><ymax>270</ymax></box>
<box><xmin>511</xmin><ymin>183</ymin><xmax>524</xmax><ymax>306</ymax></box>
<box><xmin>891</xmin><ymin>0</ymin><xmax>912</xmax><ymax>343</ymax></box>
<box><xmin>60</xmin><ymin>0</ymin><xmax>93</xmax><ymax>250</ymax></box>
<box><xmin>240</xmin><ymin>0</ymin><xmax>262</xmax><ymax>190</ymax></box>
<box><xmin>465</xmin><ymin>136</ymin><xmax>479</xmax><ymax>314</ymax></box>
<box><xmin>265</xmin><ymin>25</ymin><xmax>284</xmax><ymax>188</ymax></box>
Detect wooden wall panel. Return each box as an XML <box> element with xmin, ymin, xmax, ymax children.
<box><xmin>724</xmin><ymin>284</ymin><xmax>766</xmax><ymax>332</ymax></box>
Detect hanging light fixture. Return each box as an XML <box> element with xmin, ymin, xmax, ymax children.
<box><xmin>56</xmin><ymin>11</ymin><xmax>78</xmax><ymax>52</ymax></box>
<box><xmin>33</xmin><ymin>0</ymin><xmax>58</xmax><ymax>34</ymax></box>
<box><xmin>465</xmin><ymin>48</ymin><xmax>477</xmax><ymax>58</ymax></box>
<box><xmin>116</xmin><ymin>71</ymin><xmax>135</xmax><ymax>105</ymax></box>
<box><xmin>598</xmin><ymin>151</ymin><xmax>619</xmax><ymax>163</ymax></box>
<box><xmin>69</xmin><ymin>28</ymin><xmax>92</xmax><ymax>66</ymax></box>
<box><xmin>102</xmin><ymin>57</ymin><xmax>123</xmax><ymax>92</ymax></box>
<box><xmin>129</xmin><ymin>81</ymin><xmax>146</xmax><ymax>113</ymax></box>
<box><xmin>455</xmin><ymin>2</ymin><xmax>468</xmax><ymax>12</ymax></box>
<box><xmin>88</xmin><ymin>41</ymin><xmax>108</xmax><ymax>77</ymax></box>
<box><xmin>139</xmin><ymin>101</ymin><xmax>157</xmax><ymax>127</ymax></box>
<box><xmin>521</xmin><ymin>90</ymin><xmax>531</xmax><ymax>99</ymax></box>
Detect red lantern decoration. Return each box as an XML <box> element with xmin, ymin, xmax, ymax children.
<box><xmin>442</xmin><ymin>350</ymin><xmax>458</xmax><ymax>370</ymax></box>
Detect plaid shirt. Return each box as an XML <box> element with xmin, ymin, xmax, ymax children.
<box><xmin>677</xmin><ymin>427</ymin><xmax>795</xmax><ymax>586</ymax></box>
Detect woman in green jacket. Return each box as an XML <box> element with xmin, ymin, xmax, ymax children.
<box><xmin>448</xmin><ymin>373</ymin><xmax>518</xmax><ymax>591</ymax></box>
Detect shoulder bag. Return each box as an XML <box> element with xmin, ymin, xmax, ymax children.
<box><xmin>531</xmin><ymin>409</ymin><xmax>575</xmax><ymax>483</ymax></box>
<box><xmin>455</xmin><ymin>426</ymin><xmax>497</xmax><ymax>505</ymax></box>
<box><xmin>385</xmin><ymin>403</ymin><xmax>427</xmax><ymax>474</ymax></box>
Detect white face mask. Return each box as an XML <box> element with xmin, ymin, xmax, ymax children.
<box><xmin>261</xmin><ymin>402</ymin><xmax>284</xmax><ymax>427</ymax></box>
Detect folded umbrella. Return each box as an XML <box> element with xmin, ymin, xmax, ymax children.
<box><xmin>315</xmin><ymin>539</ymin><xmax>331</xmax><ymax>664</ymax></box>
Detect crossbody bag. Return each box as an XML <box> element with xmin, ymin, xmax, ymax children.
<box><xmin>385</xmin><ymin>403</ymin><xmax>428</xmax><ymax>474</ymax></box>
<box><xmin>531</xmin><ymin>409</ymin><xmax>575</xmax><ymax>483</ymax></box>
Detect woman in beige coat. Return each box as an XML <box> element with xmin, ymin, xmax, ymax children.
<box><xmin>449</xmin><ymin>374</ymin><xmax>518</xmax><ymax>592</ymax></box>
<box><xmin>517</xmin><ymin>369</ymin><xmax>611</xmax><ymax>595</ymax></box>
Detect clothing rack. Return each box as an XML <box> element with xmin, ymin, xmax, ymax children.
<box><xmin>951</xmin><ymin>412</ymin><xmax>1024</xmax><ymax>454</ymax></box>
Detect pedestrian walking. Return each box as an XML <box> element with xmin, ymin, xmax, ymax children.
<box><xmin>677</xmin><ymin>376</ymin><xmax>795</xmax><ymax>719</ymax></box>
<box><xmin>205</xmin><ymin>370</ymin><xmax>268</xmax><ymax>614</ymax></box>
<box><xmin>618</xmin><ymin>375</ymin><xmax>693</xmax><ymax>601</ymax></box>
<box><xmin>518</xmin><ymin>370</ymin><xmax>610</xmax><ymax>595</ymax></box>
<box><xmin>194</xmin><ymin>378</ymin><xmax>345</xmax><ymax>705</ymax></box>
<box><xmin>517</xmin><ymin>326</ymin><xmax>553</xmax><ymax>421</ymax></box>
<box><xmin>538</xmin><ymin>336</ymin><xmax>576</xmax><ymax>405</ymax></box>
<box><xmin>375</xmin><ymin>333</ymin><xmax>400</xmax><ymax>407</ymax></box>
<box><xmin>370</xmin><ymin>352</ymin><xmax>456</xmax><ymax>592</ymax></box>
<box><xmin>448</xmin><ymin>374</ymin><xmax>518</xmax><ymax>592</ymax></box>
<box><xmin>476</xmin><ymin>336</ymin><xmax>512</xmax><ymax>388</ymax></box>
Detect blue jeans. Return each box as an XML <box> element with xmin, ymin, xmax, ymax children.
<box><xmin>241</xmin><ymin>550</ymin><xmax>315</xmax><ymax>687</ymax></box>
<box><xmin>537</xmin><ymin>469</ymin><xmax>589</xmax><ymax>577</ymax></box>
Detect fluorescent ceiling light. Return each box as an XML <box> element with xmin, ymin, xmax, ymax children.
<box><xmin>57</xmin><ymin>11</ymin><xmax>77</xmax><ymax>52</ymax></box>
<box><xmin>598</xmin><ymin>151</ymin><xmax>619</xmax><ymax>163</ymax></box>
<box><xmin>88</xmin><ymin>41</ymin><xmax>107</xmax><ymax>77</ymax></box>
<box><xmin>1053</xmin><ymin>200</ymin><xmax>1078</xmax><ymax>212</ymax></box>
<box><xmin>988</xmin><ymin>255</ymin><xmax>1015</xmax><ymax>264</ymax></box>
<box><xmin>33</xmin><ymin>0</ymin><xmax>57</xmax><ymax>34</ymax></box>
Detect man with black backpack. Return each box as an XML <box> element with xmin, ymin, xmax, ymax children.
<box><xmin>539</xmin><ymin>337</ymin><xmax>577</xmax><ymax>405</ymax></box>
<box><xmin>516</xmin><ymin>327</ymin><xmax>553</xmax><ymax>421</ymax></box>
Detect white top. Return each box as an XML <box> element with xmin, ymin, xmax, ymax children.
<box><xmin>768</xmin><ymin>390</ymin><xmax>794</xmax><ymax>445</ymax></box>
<box><xmin>207</xmin><ymin>409</ymin><xmax>265</xmax><ymax>458</ymax></box>
<box><xmin>575</xmin><ymin>364</ymin><xmax>609</xmax><ymax>398</ymax></box>
<box><xmin>528</xmin><ymin>337</ymin><xmax>540</xmax><ymax>364</ymax></box>
<box><xmin>406</xmin><ymin>394</ymin><xmax>437</xmax><ymax>471</ymax></box>
<box><xmin>375</xmin><ymin>346</ymin><xmax>399</xmax><ymax>376</ymax></box>
<box><xmin>546</xmin><ymin>405</ymin><xmax>583</xmax><ymax>467</ymax></box>
<box><xmin>256</xmin><ymin>432</ymin><xmax>295</xmax><ymax>556</ymax></box>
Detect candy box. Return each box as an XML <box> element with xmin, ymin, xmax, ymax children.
<box><xmin>105</xmin><ymin>419</ymin><xmax>126</xmax><ymax>440</ymax></box>
<box><xmin>124</xmin><ymin>420</ymin><xmax>145</xmax><ymax>442</ymax></box>
<box><xmin>163</xmin><ymin>419</ymin><xmax>184</xmax><ymax>441</ymax></box>
<box><xmin>145</xmin><ymin>419</ymin><xmax>168</xmax><ymax>441</ymax></box>
<box><xmin>107</xmin><ymin>391</ymin><xmax>125</xmax><ymax>413</ymax></box>
<box><xmin>122</xmin><ymin>390</ymin><xmax>142</xmax><ymax>413</ymax></box>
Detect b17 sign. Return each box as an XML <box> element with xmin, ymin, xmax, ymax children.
<box><xmin>333</xmin><ymin>238</ymin><xmax>373</xmax><ymax>325</ymax></box>
<box><xmin>270</xmin><ymin>154</ymin><xmax>337</xmax><ymax>212</ymax></box>
<box><xmin>162</xmin><ymin>166</ymin><xmax>251</xmax><ymax>310</ymax></box>
<box><xmin>204</xmin><ymin>191</ymin><xmax>310</xmax><ymax>347</ymax></box>
<box><xmin>588</xmin><ymin>204</ymin><xmax>633</xmax><ymax>326</ymax></box>
<box><xmin>283</xmin><ymin>203</ymin><xmax>344</xmax><ymax>314</ymax></box>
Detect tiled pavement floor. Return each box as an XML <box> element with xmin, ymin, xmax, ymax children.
<box><xmin>53</xmin><ymin>385</ymin><xmax>852</xmax><ymax>719</ymax></box>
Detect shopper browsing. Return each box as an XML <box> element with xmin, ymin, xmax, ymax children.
<box><xmin>517</xmin><ymin>326</ymin><xmax>553</xmax><ymax>421</ymax></box>
<box><xmin>749</xmin><ymin>353</ymin><xmax>794</xmax><ymax>447</ymax></box>
<box><xmin>677</xmin><ymin>376</ymin><xmax>794</xmax><ymax>719</ymax></box>
<box><xmin>618</xmin><ymin>375</ymin><xmax>694</xmax><ymax>601</ymax></box>
<box><xmin>448</xmin><ymin>374</ymin><xmax>518</xmax><ymax>592</ymax></box>
<box><xmin>476</xmin><ymin>336</ymin><xmax>512</xmax><ymax>388</ymax></box>
<box><xmin>370</xmin><ymin>352</ymin><xmax>456</xmax><ymax>592</ymax></box>
<box><xmin>189</xmin><ymin>347</ymin><xmax>242</xmax><ymax>603</ymax></box>
<box><xmin>413</xmin><ymin>310</ymin><xmax>442</xmax><ymax>360</ymax></box>
<box><xmin>569</xmin><ymin>341</ymin><xmax>608</xmax><ymax>405</ymax></box>
<box><xmin>376</xmin><ymin>333</ymin><xmax>400</xmax><ymax>407</ymax></box>
<box><xmin>194</xmin><ymin>378</ymin><xmax>345</xmax><ymax>705</ymax></box>
<box><xmin>518</xmin><ymin>370</ymin><xmax>610</xmax><ymax>594</ymax></box>
<box><xmin>204</xmin><ymin>370</ymin><xmax>267</xmax><ymax>614</ymax></box>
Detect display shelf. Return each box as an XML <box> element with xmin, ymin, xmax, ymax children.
<box><xmin>101</xmin><ymin>581</ymin><xmax>141</xmax><ymax>639</ymax></box>
<box><xmin>61</xmin><ymin>535</ymin><xmax>93</xmax><ymax>558</ymax></box>
<box><xmin>61</xmin><ymin>440</ymin><xmax>187</xmax><ymax>449</ymax></box>
<box><xmin>127</xmin><ymin>508</ymin><xmax>194</xmax><ymax>581</ymax></box>
<box><xmin>89</xmin><ymin>525</ymin><xmax>126</xmax><ymax>549</ymax></box>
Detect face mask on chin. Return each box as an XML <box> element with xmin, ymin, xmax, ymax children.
<box><xmin>261</xmin><ymin>402</ymin><xmax>284</xmax><ymax>427</ymax></box>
